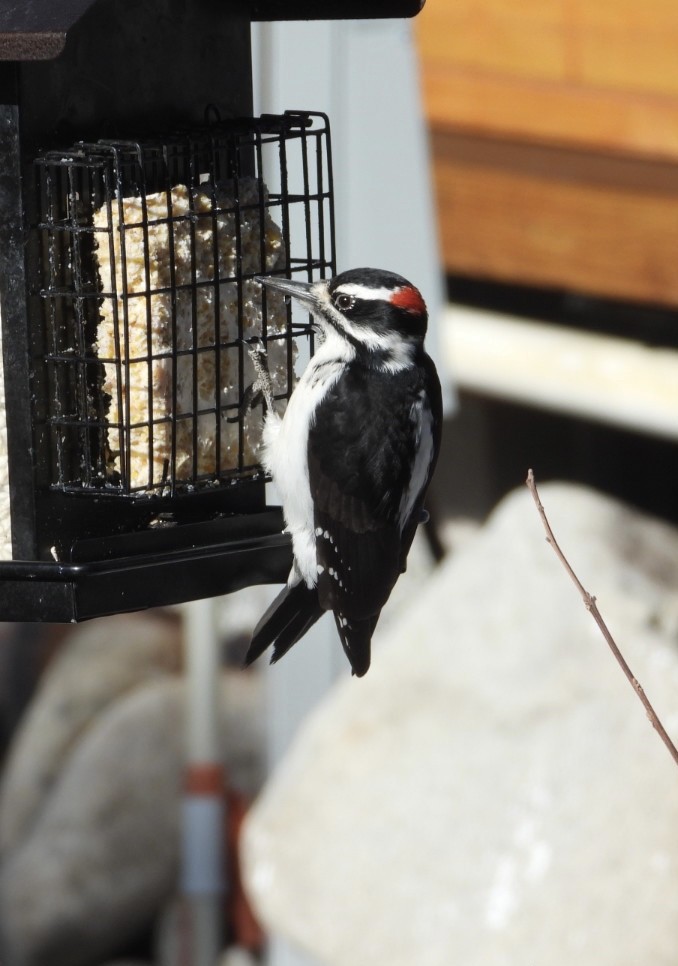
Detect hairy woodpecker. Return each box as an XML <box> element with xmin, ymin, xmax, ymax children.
<box><xmin>245</xmin><ymin>267</ymin><xmax>442</xmax><ymax>677</ymax></box>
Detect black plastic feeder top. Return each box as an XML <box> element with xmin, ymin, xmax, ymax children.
<box><xmin>0</xmin><ymin>0</ymin><xmax>426</xmax><ymax>61</ymax></box>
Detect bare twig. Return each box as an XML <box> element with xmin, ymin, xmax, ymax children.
<box><xmin>526</xmin><ymin>468</ymin><xmax>678</xmax><ymax>769</ymax></box>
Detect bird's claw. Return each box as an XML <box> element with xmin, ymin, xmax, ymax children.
<box><xmin>245</xmin><ymin>338</ymin><xmax>276</xmax><ymax>413</ymax></box>
<box><xmin>246</xmin><ymin>336</ymin><xmax>267</xmax><ymax>359</ymax></box>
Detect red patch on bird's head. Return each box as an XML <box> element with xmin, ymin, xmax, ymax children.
<box><xmin>390</xmin><ymin>285</ymin><xmax>427</xmax><ymax>316</ymax></box>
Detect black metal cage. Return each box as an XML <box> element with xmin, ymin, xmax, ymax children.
<box><xmin>0</xmin><ymin>110</ymin><xmax>335</xmax><ymax>620</ymax></box>
<box><xmin>32</xmin><ymin>112</ymin><xmax>331</xmax><ymax>503</ymax></box>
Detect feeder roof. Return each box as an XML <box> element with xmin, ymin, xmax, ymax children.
<box><xmin>0</xmin><ymin>0</ymin><xmax>425</xmax><ymax>60</ymax></box>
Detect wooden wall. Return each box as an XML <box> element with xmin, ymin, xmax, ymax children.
<box><xmin>416</xmin><ymin>2</ymin><xmax>678</xmax><ymax>307</ymax></box>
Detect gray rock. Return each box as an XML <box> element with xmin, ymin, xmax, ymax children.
<box><xmin>219</xmin><ymin>950</ymin><xmax>258</xmax><ymax>966</ymax></box>
<box><xmin>0</xmin><ymin>613</ymin><xmax>182</xmax><ymax>854</ymax></box>
<box><xmin>0</xmin><ymin>671</ymin><xmax>264</xmax><ymax>966</ymax></box>
<box><xmin>242</xmin><ymin>484</ymin><xmax>678</xmax><ymax>966</ymax></box>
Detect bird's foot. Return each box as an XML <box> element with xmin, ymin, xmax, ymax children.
<box><xmin>247</xmin><ymin>339</ymin><xmax>276</xmax><ymax>413</ymax></box>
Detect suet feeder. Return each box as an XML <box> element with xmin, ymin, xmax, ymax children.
<box><xmin>0</xmin><ymin>0</ymin><xmax>424</xmax><ymax>621</ymax></box>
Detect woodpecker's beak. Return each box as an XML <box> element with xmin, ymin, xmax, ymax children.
<box><xmin>255</xmin><ymin>275</ymin><xmax>322</xmax><ymax>314</ymax></box>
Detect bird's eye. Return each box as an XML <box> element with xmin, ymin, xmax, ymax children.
<box><xmin>334</xmin><ymin>294</ymin><xmax>355</xmax><ymax>311</ymax></box>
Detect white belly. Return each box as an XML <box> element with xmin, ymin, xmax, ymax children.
<box><xmin>263</xmin><ymin>334</ymin><xmax>350</xmax><ymax>587</ymax></box>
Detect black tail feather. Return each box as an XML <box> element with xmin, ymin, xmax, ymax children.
<box><xmin>245</xmin><ymin>581</ymin><xmax>324</xmax><ymax>668</ymax></box>
<box><xmin>334</xmin><ymin>611</ymin><xmax>380</xmax><ymax>678</ymax></box>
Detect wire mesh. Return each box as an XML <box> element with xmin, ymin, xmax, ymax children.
<box><xmin>32</xmin><ymin>111</ymin><xmax>335</xmax><ymax>498</ymax></box>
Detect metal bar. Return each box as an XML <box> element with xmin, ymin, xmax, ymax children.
<box><xmin>181</xmin><ymin>597</ymin><xmax>225</xmax><ymax>966</ymax></box>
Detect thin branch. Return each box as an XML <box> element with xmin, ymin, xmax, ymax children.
<box><xmin>526</xmin><ymin>468</ymin><xmax>678</xmax><ymax>769</ymax></box>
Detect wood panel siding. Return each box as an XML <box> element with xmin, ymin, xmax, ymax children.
<box><xmin>417</xmin><ymin>1</ymin><xmax>678</xmax><ymax>305</ymax></box>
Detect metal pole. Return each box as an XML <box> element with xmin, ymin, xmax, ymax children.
<box><xmin>181</xmin><ymin>597</ymin><xmax>225</xmax><ymax>966</ymax></box>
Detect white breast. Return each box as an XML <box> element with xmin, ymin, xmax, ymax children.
<box><xmin>262</xmin><ymin>329</ymin><xmax>354</xmax><ymax>587</ymax></box>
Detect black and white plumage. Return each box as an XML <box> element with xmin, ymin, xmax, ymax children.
<box><xmin>245</xmin><ymin>267</ymin><xmax>442</xmax><ymax>677</ymax></box>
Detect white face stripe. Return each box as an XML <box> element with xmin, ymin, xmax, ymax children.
<box><xmin>336</xmin><ymin>321</ymin><xmax>415</xmax><ymax>369</ymax></box>
<box><xmin>332</xmin><ymin>282</ymin><xmax>399</xmax><ymax>301</ymax></box>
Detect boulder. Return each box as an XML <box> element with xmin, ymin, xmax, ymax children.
<box><xmin>0</xmin><ymin>671</ymin><xmax>264</xmax><ymax>966</ymax></box>
<box><xmin>242</xmin><ymin>484</ymin><xmax>678</xmax><ymax>966</ymax></box>
<box><xmin>0</xmin><ymin>612</ymin><xmax>182</xmax><ymax>854</ymax></box>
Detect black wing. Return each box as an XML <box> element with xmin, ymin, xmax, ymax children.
<box><xmin>397</xmin><ymin>353</ymin><xmax>442</xmax><ymax>571</ymax></box>
<box><xmin>308</xmin><ymin>357</ymin><xmax>441</xmax><ymax>629</ymax></box>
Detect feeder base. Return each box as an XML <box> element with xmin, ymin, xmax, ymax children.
<box><xmin>0</xmin><ymin>509</ymin><xmax>291</xmax><ymax>622</ymax></box>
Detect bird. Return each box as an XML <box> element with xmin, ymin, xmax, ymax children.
<box><xmin>245</xmin><ymin>267</ymin><xmax>442</xmax><ymax>677</ymax></box>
